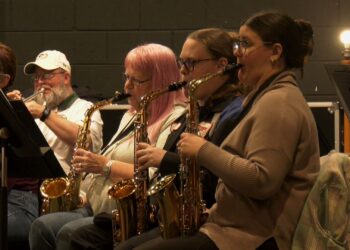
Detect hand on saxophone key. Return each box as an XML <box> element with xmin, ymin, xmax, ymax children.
<box><xmin>136</xmin><ymin>142</ymin><xmax>166</xmax><ymax>170</ymax></box>
<box><xmin>72</xmin><ymin>148</ymin><xmax>109</xmax><ymax>174</ymax></box>
<box><xmin>177</xmin><ymin>132</ymin><xmax>207</xmax><ymax>157</ymax></box>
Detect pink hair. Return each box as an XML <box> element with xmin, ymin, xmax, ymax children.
<box><xmin>124</xmin><ymin>43</ymin><xmax>186</xmax><ymax>144</ymax></box>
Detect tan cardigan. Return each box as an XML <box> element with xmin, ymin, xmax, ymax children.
<box><xmin>198</xmin><ymin>71</ymin><xmax>320</xmax><ymax>250</ymax></box>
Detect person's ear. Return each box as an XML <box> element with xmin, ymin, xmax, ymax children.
<box><xmin>217</xmin><ymin>57</ymin><xmax>229</xmax><ymax>69</ymax></box>
<box><xmin>270</xmin><ymin>43</ymin><xmax>283</xmax><ymax>64</ymax></box>
<box><xmin>0</xmin><ymin>74</ymin><xmax>10</xmax><ymax>89</ymax></box>
<box><xmin>63</xmin><ymin>72</ymin><xmax>71</xmax><ymax>85</ymax></box>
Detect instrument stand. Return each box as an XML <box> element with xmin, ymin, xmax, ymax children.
<box><xmin>0</xmin><ymin>127</ymin><xmax>9</xmax><ymax>250</ymax></box>
<box><xmin>0</xmin><ymin>91</ymin><xmax>64</xmax><ymax>250</ymax></box>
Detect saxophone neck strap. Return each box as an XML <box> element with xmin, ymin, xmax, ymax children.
<box><xmin>100</xmin><ymin>114</ymin><xmax>136</xmax><ymax>155</ymax></box>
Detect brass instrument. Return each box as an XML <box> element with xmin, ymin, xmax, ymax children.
<box><xmin>147</xmin><ymin>174</ymin><xmax>179</xmax><ymax>238</ymax></box>
<box><xmin>147</xmin><ymin>63</ymin><xmax>243</xmax><ymax>238</ymax></box>
<box><xmin>40</xmin><ymin>91</ymin><xmax>131</xmax><ymax>214</ymax></box>
<box><xmin>108</xmin><ymin>81</ymin><xmax>186</xmax><ymax>243</ymax></box>
<box><xmin>108</xmin><ymin>179</ymin><xmax>137</xmax><ymax>243</ymax></box>
<box><xmin>23</xmin><ymin>87</ymin><xmax>45</xmax><ymax>102</ymax></box>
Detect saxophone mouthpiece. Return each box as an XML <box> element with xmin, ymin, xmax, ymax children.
<box><xmin>111</xmin><ymin>92</ymin><xmax>131</xmax><ymax>104</ymax></box>
<box><xmin>222</xmin><ymin>63</ymin><xmax>243</xmax><ymax>74</ymax></box>
<box><xmin>168</xmin><ymin>81</ymin><xmax>187</xmax><ymax>92</ymax></box>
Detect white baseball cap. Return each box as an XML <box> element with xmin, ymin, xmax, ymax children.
<box><xmin>24</xmin><ymin>50</ymin><xmax>71</xmax><ymax>75</ymax></box>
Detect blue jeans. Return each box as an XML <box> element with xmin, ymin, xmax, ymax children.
<box><xmin>8</xmin><ymin>189</ymin><xmax>38</xmax><ymax>248</ymax></box>
<box><xmin>29</xmin><ymin>206</ymin><xmax>93</xmax><ymax>250</ymax></box>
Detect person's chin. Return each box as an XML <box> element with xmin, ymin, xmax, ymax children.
<box><xmin>129</xmin><ymin>98</ymin><xmax>138</xmax><ymax>107</ymax></box>
<box><xmin>237</xmin><ymin>69</ymin><xmax>245</xmax><ymax>82</ymax></box>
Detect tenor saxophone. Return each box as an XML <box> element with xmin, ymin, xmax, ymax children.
<box><xmin>40</xmin><ymin>92</ymin><xmax>130</xmax><ymax>214</ymax></box>
<box><xmin>147</xmin><ymin>63</ymin><xmax>243</xmax><ymax>238</ymax></box>
<box><xmin>108</xmin><ymin>81</ymin><xmax>186</xmax><ymax>243</ymax></box>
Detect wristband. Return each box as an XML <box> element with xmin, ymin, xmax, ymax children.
<box><xmin>102</xmin><ymin>160</ymin><xmax>113</xmax><ymax>178</ymax></box>
<box><xmin>40</xmin><ymin>107</ymin><xmax>51</xmax><ymax>122</ymax></box>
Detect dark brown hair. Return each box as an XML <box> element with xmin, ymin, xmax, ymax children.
<box><xmin>187</xmin><ymin>28</ymin><xmax>236</xmax><ymax>65</ymax></box>
<box><xmin>187</xmin><ymin>28</ymin><xmax>241</xmax><ymax>99</ymax></box>
<box><xmin>0</xmin><ymin>42</ymin><xmax>16</xmax><ymax>88</ymax></box>
<box><xmin>243</xmin><ymin>11</ymin><xmax>306</xmax><ymax>70</ymax></box>
<box><xmin>295</xmin><ymin>19</ymin><xmax>314</xmax><ymax>58</ymax></box>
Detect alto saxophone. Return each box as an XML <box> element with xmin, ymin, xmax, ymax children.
<box><xmin>108</xmin><ymin>81</ymin><xmax>186</xmax><ymax>243</ymax></box>
<box><xmin>40</xmin><ymin>92</ymin><xmax>130</xmax><ymax>214</ymax></box>
<box><xmin>147</xmin><ymin>63</ymin><xmax>243</xmax><ymax>238</ymax></box>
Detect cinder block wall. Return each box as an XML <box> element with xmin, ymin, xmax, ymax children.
<box><xmin>1</xmin><ymin>0</ymin><xmax>350</xmax><ymax>101</ymax></box>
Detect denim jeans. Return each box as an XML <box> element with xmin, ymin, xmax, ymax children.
<box><xmin>8</xmin><ymin>189</ymin><xmax>38</xmax><ymax>249</ymax></box>
<box><xmin>29</xmin><ymin>206</ymin><xmax>93</xmax><ymax>250</ymax></box>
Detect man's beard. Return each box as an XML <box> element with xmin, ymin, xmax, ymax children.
<box><xmin>35</xmin><ymin>82</ymin><xmax>69</xmax><ymax>109</ymax></box>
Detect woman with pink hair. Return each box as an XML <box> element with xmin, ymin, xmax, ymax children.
<box><xmin>29</xmin><ymin>43</ymin><xmax>186</xmax><ymax>250</ymax></box>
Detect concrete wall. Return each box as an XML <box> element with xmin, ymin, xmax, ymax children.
<box><xmin>1</xmin><ymin>0</ymin><xmax>350</xmax><ymax>101</ymax></box>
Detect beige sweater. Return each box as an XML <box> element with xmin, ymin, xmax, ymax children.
<box><xmin>198</xmin><ymin>71</ymin><xmax>320</xmax><ymax>250</ymax></box>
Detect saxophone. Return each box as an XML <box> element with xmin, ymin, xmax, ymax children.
<box><xmin>147</xmin><ymin>63</ymin><xmax>243</xmax><ymax>238</ymax></box>
<box><xmin>40</xmin><ymin>92</ymin><xmax>131</xmax><ymax>214</ymax></box>
<box><xmin>108</xmin><ymin>81</ymin><xmax>186</xmax><ymax>243</ymax></box>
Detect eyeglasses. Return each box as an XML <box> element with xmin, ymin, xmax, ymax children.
<box><xmin>123</xmin><ymin>74</ymin><xmax>150</xmax><ymax>86</ymax></box>
<box><xmin>177</xmin><ymin>58</ymin><xmax>217</xmax><ymax>72</ymax></box>
<box><xmin>233</xmin><ymin>40</ymin><xmax>273</xmax><ymax>54</ymax></box>
<box><xmin>32</xmin><ymin>71</ymin><xmax>65</xmax><ymax>81</ymax></box>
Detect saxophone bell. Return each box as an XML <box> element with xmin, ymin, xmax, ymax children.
<box><xmin>108</xmin><ymin>179</ymin><xmax>137</xmax><ymax>242</ymax></box>
<box><xmin>147</xmin><ymin>174</ymin><xmax>180</xmax><ymax>238</ymax></box>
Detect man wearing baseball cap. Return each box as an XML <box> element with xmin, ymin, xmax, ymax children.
<box><xmin>6</xmin><ymin>50</ymin><xmax>103</xmax><ymax>248</ymax></box>
<box><xmin>17</xmin><ymin>49</ymin><xmax>103</xmax><ymax>173</ymax></box>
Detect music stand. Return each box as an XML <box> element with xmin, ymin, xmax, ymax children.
<box><xmin>325</xmin><ymin>63</ymin><xmax>350</xmax><ymax>118</ymax></box>
<box><xmin>0</xmin><ymin>90</ymin><xmax>64</xmax><ymax>250</ymax></box>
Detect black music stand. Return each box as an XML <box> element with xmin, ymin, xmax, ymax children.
<box><xmin>0</xmin><ymin>90</ymin><xmax>64</xmax><ymax>250</ymax></box>
<box><xmin>325</xmin><ymin>63</ymin><xmax>350</xmax><ymax>118</ymax></box>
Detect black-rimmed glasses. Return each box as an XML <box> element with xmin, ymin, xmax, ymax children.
<box><xmin>233</xmin><ymin>40</ymin><xmax>273</xmax><ymax>54</ymax></box>
<box><xmin>31</xmin><ymin>71</ymin><xmax>65</xmax><ymax>81</ymax></box>
<box><xmin>177</xmin><ymin>58</ymin><xmax>217</xmax><ymax>72</ymax></box>
<box><xmin>123</xmin><ymin>74</ymin><xmax>150</xmax><ymax>86</ymax></box>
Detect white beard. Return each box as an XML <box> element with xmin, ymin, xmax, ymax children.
<box><xmin>35</xmin><ymin>82</ymin><xmax>69</xmax><ymax>109</ymax></box>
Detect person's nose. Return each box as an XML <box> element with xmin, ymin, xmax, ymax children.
<box><xmin>35</xmin><ymin>79</ymin><xmax>46</xmax><ymax>90</ymax></box>
<box><xmin>124</xmin><ymin>78</ymin><xmax>133</xmax><ymax>89</ymax></box>
<box><xmin>179</xmin><ymin>64</ymin><xmax>189</xmax><ymax>76</ymax></box>
<box><xmin>233</xmin><ymin>48</ymin><xmax>243</xmax><ymax>57</ymax></box>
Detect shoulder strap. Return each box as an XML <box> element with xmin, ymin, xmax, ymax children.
<box><xmin>100</xmin><ymin>115</ymin><xmax>135</xmax><ymax>154</ymax></box>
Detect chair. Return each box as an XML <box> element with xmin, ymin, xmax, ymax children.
<box><xmin>292</xmin><ymin>151</ymin><xmax>350</xmax><ymax>250</ymax></box>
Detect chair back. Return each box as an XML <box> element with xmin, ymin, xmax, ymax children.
<box><xmin>292</xmin><ymin>151</ymin><xmax>350</xmax><ymax>250</ymax></box>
